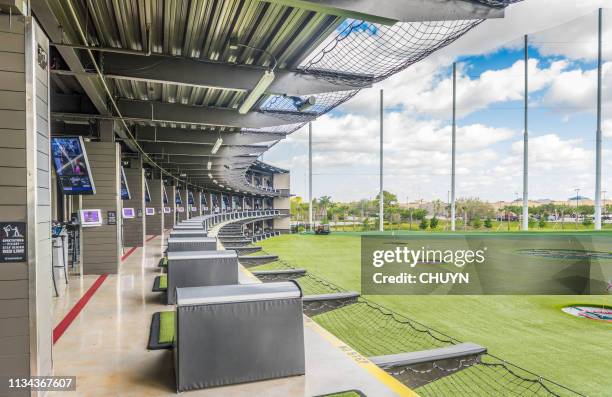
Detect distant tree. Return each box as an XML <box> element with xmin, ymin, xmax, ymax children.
<box><xmin>472</xmin><ymin>217</ymin><xmax>482</xmax><ymax>229</ymax></box>
<box><xmin>582</xmin><ymin>217</ymin><xmax>593</xmax><ymax>227</ymax></box>
<box><xmin>484</xmin><ymin>217</ymin><xmax>493</xmax><ymax>229</ymax></box>
<box><xmin>362</xmin><ymin>217</ymin><xmax>371</xmax><ymax>231</ymax></box>
<box><xmin>429</xmin><ymin>216</ymin><xmax>439</xmax><ymax>229</ymax></box>
<box><xmin>538</xmin><ymin>213</ymin><xmax>547</xmax><ymax>229</ymax></box>
<box><xmin>419</xmin><ymin>218</ymin><xmax>429</xmax><ymax>230</ymax></box>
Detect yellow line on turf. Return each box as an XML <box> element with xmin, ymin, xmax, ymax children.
<box><xmin>304</xmin><ymin>317</ymin><xmax>420</xmax><ymax>397</ymax></box>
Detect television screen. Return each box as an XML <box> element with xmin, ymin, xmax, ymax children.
<box><xmin>120</xmin><ymin>167</ymin><xmax>130</xmax><ymax>200</ymax></box>
<box><xmin>176</xmin><ymin>190</ymin><xmax>183</xmax><ymax>205</ymax></box>
<box><xmin>163</xmin><ymin>186</ymin><xmax>168</xmax><ymax>205</ymax></box>
<box><xmin>145</xmin><ymin>207</ymin><xmax>155</xmax><ymax>216</ymax></box>
<box><xmin>188</xmin><ymin>191</ymin><xmax>195</xmax><ymax>205</ymax></box>
<box><xmin>145</xmin><ymin>179</ymin><xmax>151</xmax><ymax>203</ymax></box>
<box><xmin>163</xmin><ymin>207</ymin><xmax>171</xmax><ymax>214</ymax></box>
<box><xmin>51</xmin><ymin>136</ymin><xmax>96</xmax><ymax>195</ymax></box>
<box><xmin>79</xmin><ymin>209</ymin><xmax>102</xmax><ymax>227</ymax></box>
<box><xmin>122</xmin><ymin>208</ymin><xmax>135</xmax><ymax>218</ymax></box>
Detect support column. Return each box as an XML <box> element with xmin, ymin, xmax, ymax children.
<box><xmin>177</xmin><ymin>188</ymin><xmax>188</xmax><ymax>222</ymax></box>
<box><xmin>308</xmin><ymin>122</ymin><xmax>313</xmax><ymax>231</ymax></box>
<box><xmin>81</xmin><ymin>142</ymin><xmax>121</xmax><ymax>274</ymax></box>
<box><xmin>595</xmin><ymin>8</ymin><xmax>603</xmax><ymax>230</ymax></box>
<box><xmin>164</xmin><ymin>185</ymin><xmax>176</xmax><ymax>230</ymax></box>
<box><xmin>146</xmin><ymin>178</ymin><xmax>163</xmax><ymax>236</ymax></box>
<box><xmin>0</xmin><ymin>15</ymin><xmax>53</xmax><ymax>393</ymax></box>
<box><xmin>451</xmin><ymin>62</ymin><xmax>457</xmax><ymax>232</ymax></box>
<box><xmin>195</xmin><ymin>191</ymin><xmax>203</xmax><ymax>216</ymax></box>
<box><xmin>273</xmin><ymin>172</ymin><xmax>291</xmax><ymax>233</ymax></box>
<box><xmin>379</xmin><ymin>89</ymin><xmax>384</xmax><ymax>232</ymax></box>
<box><xmin>522</xmin><ymin>34</ymin><xmax>529</xmax><ymax>231</ymax></box>
<box><xmin>123</xmin><ymin>158</ymin><xmax>145</xmax><ymax>247</ymax></box>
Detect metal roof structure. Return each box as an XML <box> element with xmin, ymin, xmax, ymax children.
<box><xmin>35</xmin><ymin>0</ymin><xmax>518</xmax><ymax>195</ymax></box>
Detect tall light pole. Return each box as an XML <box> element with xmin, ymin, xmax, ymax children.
<box><xmin>522</xmin><ymin>34</ymin><xmax>529</xmax><ymax>231</ymax></box>
<box><xmin>379</xmin><ymin>89</ymin><xmax>384</xmax><ymax>232</ymax></box>
<box><xmin>575</xmin><ymin>188</ymin><xmax>580</xmax><ymax>229</ymax></box>
<box><xmin>451</xmin><ymin>62</ymin><xmax>457</xmax><ymax>232</ymax></box>
<box><xmin>308</xmin><ymin>122</ymin><xmax>313</xmax><ymax>231</ymax></box>
<box><xmin>595</xmin><ymin>8</ymin><xmax>603</xmax><ymax>230</ymax></box>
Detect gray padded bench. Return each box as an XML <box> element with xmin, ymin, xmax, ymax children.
<box><xmin>174</xmin><ymin>282</ymin><xmax>305</xmax><ymax>391</ymax></box>
<box><xmin>170</xmin><ymin>229</ymin><xmax>208</xmax><ymax>238</ymax></box>
<box><xmin>167</xmin><ymin>236</ymin><xmax>217</xmax><ymax>252</ymax></box>
<box><xmin>166</xmin><ymin>250</ymin><xmax>239</xmax><ymax>304</ymax></box>
<box><xmin>173</xmin><ymin>224</ymin><xmax>205</xmax><ymax>230</ymax></box>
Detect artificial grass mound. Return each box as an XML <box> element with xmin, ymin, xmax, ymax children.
<box><xmin>147</xmin><ymin>311</ymin><xmax>175</xmax><ymax>350</ymax></box>
<box><xmin>152</xmin><ymin>275</ymin><xmax>167</xmax><ymax>292</ymax></box>
<box><xmin>159</xmin><ymin>311</ymin><xmax>175</xmax><ymax>344</ymax></box>
<box><xmin>315</xmin><ymin>391</ymin><xmax>366</xmax><ymax>397</ymax></box>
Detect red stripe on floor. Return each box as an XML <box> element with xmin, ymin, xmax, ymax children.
<box><xmin>53</xmin><ymin>274</ymin><xmax>108</xmax><ymax>345</ymax></box>
<box><xmin>145</xmin><ymin>235</ymin><xmax>158</xmax><ymax>242</ymax></box>
<box><xmin>121</xmin><ymin>247</ymin><xmax>138</xmax><ymax>261</ymax></box>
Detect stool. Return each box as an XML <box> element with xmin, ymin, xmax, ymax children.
<box><xmin>51</xmin><ymin>235</ymin><xmax>68</xmax><ymax>297</ymax></box>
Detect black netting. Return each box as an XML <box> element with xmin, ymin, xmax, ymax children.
<box><xmin>249</xmin><ymin>245</ymin><xmax>584</xmax><ymax>397</ymax></box>
<box><xmin>473</xmin><ymin>0</ymin><xmax>523</xmax><ymax>7</ymax></box>
<box><xmin>256</xmin><ymin>16</ymin><xmax>493</xmax><ymax>132</ymax></box>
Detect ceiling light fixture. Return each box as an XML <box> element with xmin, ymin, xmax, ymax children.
<box><xmin>238</xmin><ymin>70</ymin><xmax>275</xmax><ymax>114</ymax></box>
<box><xmin>207</xmin><ymin>161</ymin><xmax>212</xmax><ymax>170</ymax></box>
<box><xmin>230</xmin><ymin>39</ymin><xmax>278</xmax><ymax>115</ymax></box>
<box><xmin>211</xmin><ymin>137</ymin><xmax>223</xmax><ymax>154</ymax></box>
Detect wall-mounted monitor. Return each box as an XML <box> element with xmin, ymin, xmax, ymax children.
<box><xmin>51</xmin><ymin>136</ymin><xmax>96</xmax><ymax>195</ymax></box>
<box><xmin>162</xmin><ymin>185</ymin><xmax>168</xmax><ymax>205</ymax></box>
<box><xmin>79</xmin><ymin>209</ymin><xmax>102</xmax><ymax>227</ymax></box>
<box><xmin>145</xmin><ymin>207</ymin><xmax>155</xmax><ymax>216</ymax></box>
<box><xmin>144</xmin><ymin>179</ymin><xmax>151</xmax><ymax>203</ymax></box>
<box><xmin>176</xmin><ymin>190</ymin><xmax>183</xmax><ymax>205</ymax></box>
<box><xmin>188</xmin><ymin>191</ymin><xmax>195</xmax><ymax>205</ymax></box>
<box><xmin>201</xmin><ymin>194</ymin><xmax>208</xmax><ymax>210</ymax></box>
<box><xmin>163</xmin><ymin>207</ymin><xmax>171</xmax><ymax>214</ymax></box>
<box><xmin>191</xmin><ymin>206</ymin><xmax>198</xmax><ymax>212</ymax></box>
<box><xmin>177</xmin><ymin>207</ymin><xmax>184</xmax><ymax>213</ymax></box>
<box><xmin>123</xmin><ymin>208</ymin><xmax>135</xmax><ymax>219</ymax></box>
<box><xmin>120</xmin><ymin>166</ymin><xmax>130</xmax><ymax>200</ymax></box>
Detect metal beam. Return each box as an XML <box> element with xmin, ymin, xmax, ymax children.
<box><xmin>134</xmin><ymin>126</ymin><xmax>286</xmax><ymax>146</ymax></box>
<box><xmin>264</xmin><ymin>0</ymin><xmax>504</xmax><ymax>24</ymax></box>
<box><xmin>51</xmin><ymin>53</ymin><xmax>371</xmax><ymax>94</ymax></box>
<box><xmin>152</xmin><ymin>155</ymin><xmax>258</xmax><ymax>165</ymax></box>
<box><xmin>116</xmin><ymin>99</ymin><xmax>308</xmax><ymax>129</ymax></box>
<box><xmin>141</xmin><ymin>142</ymin><xmax>268</xmax><ymax>157</ymax></box>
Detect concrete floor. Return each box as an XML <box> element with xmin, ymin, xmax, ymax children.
<box><xmin>50</xmin><ymin>232</ymin><xmax>416</xmax><ymax>396</ymax></box>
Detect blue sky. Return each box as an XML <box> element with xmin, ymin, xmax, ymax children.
<box><xmin>263</xmin><ymin>1</ymin><xmax>612</xmax><ymax>203</ymax></box>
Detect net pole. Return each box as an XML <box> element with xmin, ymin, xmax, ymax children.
<box><xmin>379</xmin><ymin>89</ymin><xmax>384</xmax><ymax>232</ymax></box>
<box><xmin>522</xmin><ymin>34</ymin><xmax>529</xmax><ymax>231</ymax></box>
<box><xmin>451</xmin><ymin>63</ymin><xmax>457</xmax><ymax>232</ymax></box>
<box><xmin>595</xmin><ymin>8</ymin><xmax>603</xmax><ymax>230</ymax></box>
<box><xmin>309</xmin><ymin>121</ymin><xmax>313</xmax><ymax>232</ymax></box>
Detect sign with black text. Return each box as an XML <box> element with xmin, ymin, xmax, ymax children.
<box><xmin>0</xmin><ymin>222</ymin><xmax>27</xmax><ymax>262</ymax></box>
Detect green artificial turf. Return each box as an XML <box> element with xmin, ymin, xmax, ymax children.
<box><xmin>159</xmin><ymin>274</ymin><xmax>167</xmax><ymax>289</ymax></box>
<box><xmin>256</xmin><ymin>233</ymin><xmax>612</xmax><ymax>396</ymax></box>
<box><xmin>158</xmin><ymin>311</ymin><xmax>175</xmax><ymax>344</ymax></box>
